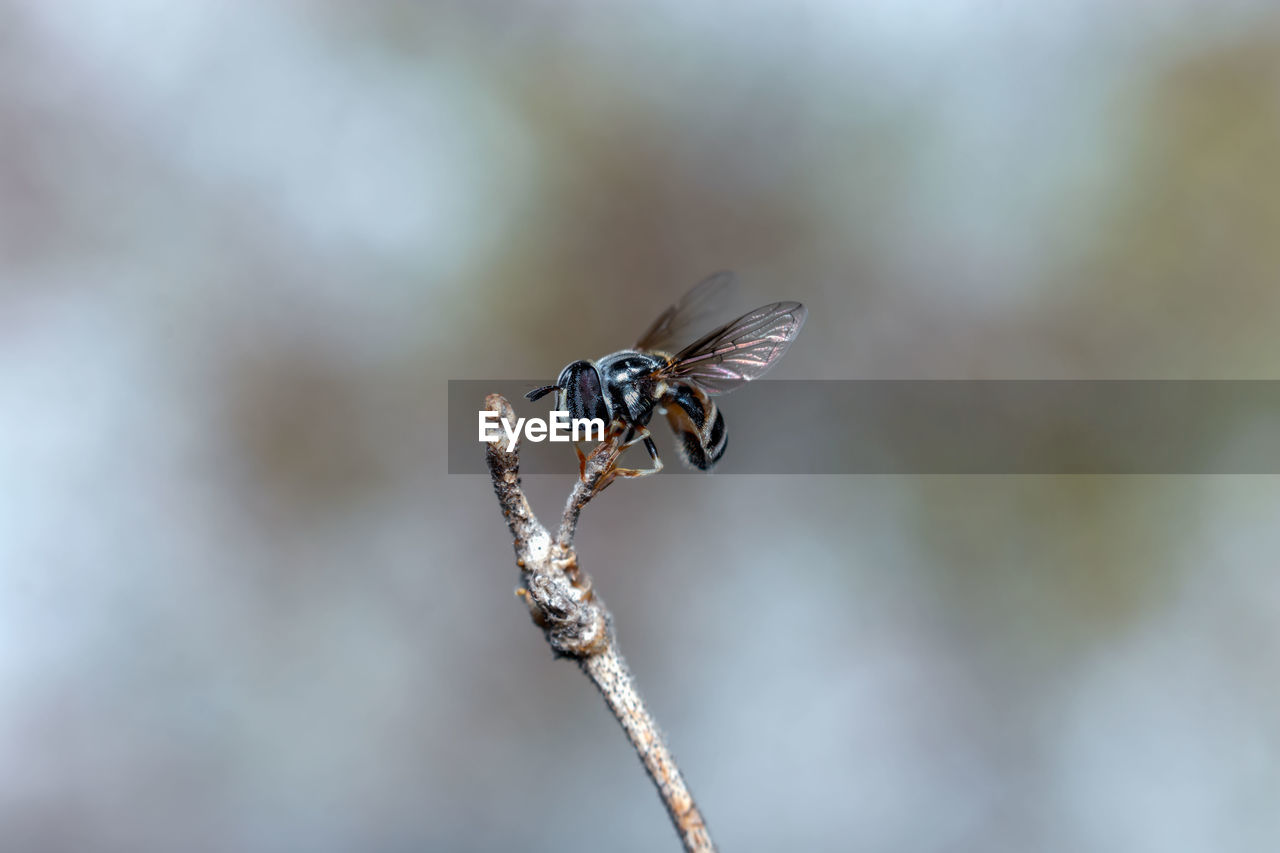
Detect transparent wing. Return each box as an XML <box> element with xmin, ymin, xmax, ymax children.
<box><xmin>664</xmin><ymin>301</ymin><xmax>807</xmax><ymax>395</ymax></box>
<box><xmin>635</xmin><ymin>271</ymin><xmax>737</xmax><ymax>353</ymax></box>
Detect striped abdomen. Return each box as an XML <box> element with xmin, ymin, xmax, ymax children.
<box><xmin>662</xmin><ymin>383</ymin><xmax>727</xmax><ymax>471</ymax></box>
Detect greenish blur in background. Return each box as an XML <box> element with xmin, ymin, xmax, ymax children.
<box><xmin>3</xmin><ymin>2</ymin><xmax>1279</xmax><ymax>851</ymax></box>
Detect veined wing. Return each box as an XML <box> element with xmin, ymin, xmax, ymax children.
<box><xmin>635</xmin><ymin>271</ymin><xmax>737</xmax><ymax>353</ymax></box>
<box><xmin>663</xmin><ymin>301</ymin><xmax>807</xmax><ymax>395</ymax></box>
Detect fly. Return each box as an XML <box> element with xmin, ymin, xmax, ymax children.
<box><xmin>526</xmin><ymin>272</ymin><xmax>807</xmax><ymax>478</ymax></box>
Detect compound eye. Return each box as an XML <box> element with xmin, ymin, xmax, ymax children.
<box><xmin>560</xmin><ymin>361</ymin><xmax>608</xmax><ymax>422</ymax></box>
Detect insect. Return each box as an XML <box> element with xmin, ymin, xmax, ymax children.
<box><xmin>526</xmin><ymin>272</ymin><xmax>807</xmax><ymax>478</ymax></box>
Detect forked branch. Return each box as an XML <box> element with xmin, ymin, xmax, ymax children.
<box><xmin>483</xmin><ymin>394</ymin><xmax>715</xmax><ymax>852</ymax></box>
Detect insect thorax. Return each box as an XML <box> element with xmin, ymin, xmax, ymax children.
<box><xmin>596</xmin><ymin>350</ymin><xmax>667</xmax><ymax>424</ymax></box>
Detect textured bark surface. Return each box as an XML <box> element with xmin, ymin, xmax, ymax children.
<box><xmin>483</xmin><ymin>394</ymin><xmax>715</xmax><ymax>852</ymax></box>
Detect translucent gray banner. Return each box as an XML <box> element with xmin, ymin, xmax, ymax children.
<box><xmin>448</xmin><ymin>380</ymin><xmax>1280</xmax><ymax>474</ymax></box>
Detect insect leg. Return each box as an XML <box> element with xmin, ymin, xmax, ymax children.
<box><xmin>610</xmin><ymin>426</ymin><xmax>664</xmax><ymax>479</ymax></box>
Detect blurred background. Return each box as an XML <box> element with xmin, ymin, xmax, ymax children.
<box><xmin>3</xmin><ymin>1</ymin><xmax>1280</xmax><ymax>850</ymax></box>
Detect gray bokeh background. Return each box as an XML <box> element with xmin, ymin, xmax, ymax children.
<box><xmin>4</xmin><ymin>2</ymin><xmax>1280</xmax><ymax>851</ymax></box>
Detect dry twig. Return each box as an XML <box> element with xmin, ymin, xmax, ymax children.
<box><xmin>483</xmin><ymin>394</ymin><xmax>715</xmax><ymax>852</ymax></box>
